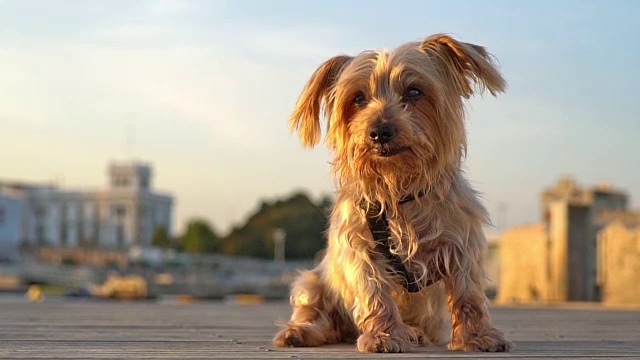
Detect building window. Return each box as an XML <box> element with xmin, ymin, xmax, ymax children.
<box><xmin>35</xmin><ymin>205</ymin><xmax>46</xmax><ymax>245</ymax></box>
<box><xmin>116</xmin><ymin>224</ymin><xmax>125</xmax><ymax>247</ymax></box>
<box><xmin>113</xmin><ymin>205</ymin><xmax>126</xmax><ymax>218</ymax></box>
<box><xmin>36</xmin><ymin>224</ymin><xmax>45</xmax><ymax>245</ymax></box>
<box><xmin>92</xmin><ymin>215</ymin><xmax>99</xmax><ymax>246</ymax></box>
<box><xmin>35</xmin><ymin>205</ymin><xmax>46</xmax><ymax>217</ymax></box>
<box><xmin>60</xmin><ymin>203</ymin><xmax>68</xmax><ymax>246</ymax></box>
<box><xmin>77</xmin><ymin>216</ymin><xmax>85</xmax><ymax>246</ymax></box>
<box><xmin>112</xmin><ymin>176</ymin><xmax>131</xmax><ymax>188</ymax></box>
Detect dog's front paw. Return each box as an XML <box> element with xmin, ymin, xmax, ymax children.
<box><xmin>357</xmin><ymin>332</ymin><xmax>410</xmax><ymax>353</ymax></box>
<box><xmin>448</xmin><ymin>327</ymin><xmax>513</xmax><ymax>352</ymax></box>
<box><xmin>356</xmin><ymin>325</ymin><xmax>418</xmax><ymax>353</ymax></box>
<box><xmin>273</xmin><ymin>323</ymin><xmax>326</xmax><ymax>348</ymax></box>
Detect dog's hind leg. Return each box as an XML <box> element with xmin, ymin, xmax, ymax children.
<box><xmin>401</xmin><ymin>282</ymin><xmax>451</xmax><ymax>348</ymax></box>
<box><xmin>273</xmin><ymin>267</ymin><xmax>339</xmax><ymax>347</ymax></box>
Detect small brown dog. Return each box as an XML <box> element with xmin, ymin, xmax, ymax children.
<box><xmin>274</xmin><ymin>34</ymin><xmax>513</xmax><ymax>353</ymax></box>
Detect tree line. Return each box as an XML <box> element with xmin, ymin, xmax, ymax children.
<box><xmin>152</xmin><ymin>191</ymin><xmax>331</xmax><ymax>260</ymax></box>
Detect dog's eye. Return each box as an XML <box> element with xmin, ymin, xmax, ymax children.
<box><xmin>353</xmin><ymin>92</ymin><xmax>367</xmax><ymax>107</ymax></box>
<box><xmin>403</xmin><ymin>87</ymin><xmax>422</xmax><ymax>102</ymax></box>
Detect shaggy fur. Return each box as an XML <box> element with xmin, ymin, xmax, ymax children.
<box><xmin>274</xmin><ymin>34</ymin><xmax>514</xmax><ymax>353</ymax></box>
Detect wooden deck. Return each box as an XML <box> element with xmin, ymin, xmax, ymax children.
<box><xmin>1</xmin><ymin>297</ymin><xmax>639</xmax><ymax>359</ymax></box>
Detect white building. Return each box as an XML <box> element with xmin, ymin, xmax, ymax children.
<box><xmin>0</xmin><ymin>161</ymin><xmax>173</xmax><ymax>250</ymax></box>
<box><xmin>0</xmin><ymin>193</ymin><xmax>24</xmax><ymax>260</ymax></box>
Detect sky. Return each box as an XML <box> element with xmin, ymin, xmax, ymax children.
<box><xmin>1</xmin><ymin>0</ymin><xmax>639</xmax><ymax>235</ymax></box>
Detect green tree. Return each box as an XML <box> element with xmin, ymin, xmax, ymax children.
<box><xmin>151</xmin><ymin>226</ymin><xmax>171</xmax><ymax>249</ymax></box>
<box><xmin>221</xmin><ymin>191</ymin><xmax>331</xmax><ymax>259</ymax></box>
<box><xmin>180</xmin><ymin>219</ymin><xmax>221</xmax><ymax>254</ymax></box>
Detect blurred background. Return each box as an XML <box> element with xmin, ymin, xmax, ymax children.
<box><xmin>0</xmin><ymin>0</ymin><xmax>638</xmax><ymax>305</ymax></box>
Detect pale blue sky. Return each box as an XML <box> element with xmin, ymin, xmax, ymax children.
<box><xmin>1</xmin><ymin>0</ymin><xmax>638</xmax><ymax>234</ymax></box>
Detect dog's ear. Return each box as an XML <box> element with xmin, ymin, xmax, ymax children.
<box><xmin>420</xmin><ymin>34</ymin><xmax>506</xmax><ymax>98</ymax></box>
<box><xmin>289</xmin><ymin>55</ymin><xmax>353</xmax><ymax>147</ymax></box>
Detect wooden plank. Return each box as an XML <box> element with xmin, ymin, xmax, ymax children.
<box><xmin>0</xmin><ymin>299</ymin><xmax>638</xmax><ymax>359</ymax></box>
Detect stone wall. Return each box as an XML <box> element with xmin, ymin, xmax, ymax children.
<box><xmin>598</xmin><ymin>222</ymin><xmax>640</xmax><ymax>305</ymax></box>
<box><xmin>496</xmin><ymin>223</ymin><xmax>548</xmax><ymax>303</ymax></box>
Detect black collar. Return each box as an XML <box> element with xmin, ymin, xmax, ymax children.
<box><xmin>361</xmin><ymin>190</ymin><xmax>429</xmax><ymax>293</ymax></box>
<box><xmin>399</xmin><ymin>190</ymin><xmax>427</xmax><ymax>205</ymax></box>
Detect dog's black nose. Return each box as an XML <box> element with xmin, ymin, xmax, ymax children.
<box><xmin>368</xmin><ymin>123</ymin><xmax>395</xmax><ymax>144</ymax></box>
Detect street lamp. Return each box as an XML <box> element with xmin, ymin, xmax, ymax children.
<box><xmin>273</xmin><ymin>228</ymin><xmax>286</xmax><ymax>264</ymax></box>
